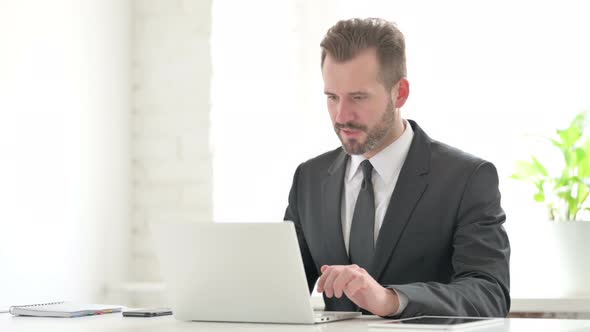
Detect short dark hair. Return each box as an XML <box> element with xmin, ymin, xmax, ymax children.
<box><xmin>320</xmin><ymin>18</ymin><xmax>407</xmax><ymax>90</ymax></box>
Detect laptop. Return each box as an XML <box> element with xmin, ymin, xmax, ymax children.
<box><xmin>150</xmin><ymin>222</ymin><xmax>361</xmax><ymax>324</ymax></box>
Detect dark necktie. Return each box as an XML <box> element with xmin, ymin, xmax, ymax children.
<box><xmin>349</xmin><ymin>160</ymin><xmax>375</xmax><ymax>270</ymax></box>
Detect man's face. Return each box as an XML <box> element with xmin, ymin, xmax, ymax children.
<box><xmin>322</xmin><ymin>48</ymin><xmax>397</xmax><ymax>156</ymax></box>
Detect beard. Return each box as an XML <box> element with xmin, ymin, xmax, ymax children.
<box><xmin>334</xmin><ymin>100</ymin><xmax>396</xmax><ymax>155</ymax></box>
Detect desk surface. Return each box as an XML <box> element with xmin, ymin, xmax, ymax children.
<box><xmin>2</xmin><ymin>314</ymin><xmax>590</xmax><ymax>332</ymax></box>
<box><xmin>309</xmin><ymin>294</ymin><xmax>590</xmax><ymax>314</ymax></box>
<box><xmin>511</xmin><ymin>297</ymin><xmax>590</xmax><ymax>313</ymax></box>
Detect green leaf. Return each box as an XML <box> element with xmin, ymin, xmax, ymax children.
<box><xmin>574</xmin><ymin>147</ymin><xmax>587</xmax><ymax>164</ymax></box>
<box><xmin>531</xmin><ymin>156</ymin><xmax>549</xmax><ymax>177</ymax></box>
<box><xmin>512</xmin><ymin>160</ymin><xmax>541</xmax><ymax>181</ymax></box>
<box><xmin>557</xmin><ymin>127</ymin><xmax>582</xmax><ymax>150</ymax></box>
<box><xmin>579</xmin><ymin>139</ymin><xmax>590</xmax><ymax>177</ymax></box>
<box><xmin>556</xmin><ymin>113</ymin><xmax>586</xmax><ymax>151</ymax></box>
<box><xmin>534</xmin><ymin>192</ymin><xmax>545</xmax><ymax>202</ymax></box>
<box><xmin>577</xmin><ymin>183</ymin><xmax>590</xmax><ymax>212</ymax></box>
<box><xmin>548</xmin><ymin>137</ymin><xmax>563</xmax><ymax>149</ymax></box>
<box><xmin>554</xmin><ymin>176</ymin><xmax>571</xmax><ymax>189</ymax></box>
<box><xmin>572</xmin><ymin>112</ymin><xmax>589</xmax><ymax>130</ymax></box>
<box><xmin>568</xmin><ymin>198</ymin><xmax>579</xmax><ymax>220</ymax></box>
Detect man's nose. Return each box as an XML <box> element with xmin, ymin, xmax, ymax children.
<box><xmin>334</xmin><ymin>100</ymin><xmax>355</xmax><ymax>124</ymax></box>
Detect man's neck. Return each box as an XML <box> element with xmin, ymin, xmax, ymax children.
<box><xmin>362</xmin><ymin>118</ymin><xmax>406</xmax><ymax>159</ymax></box>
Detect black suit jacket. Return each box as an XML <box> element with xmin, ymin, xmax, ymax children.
<box><xmin>284</xmin><ymin>120</ymin><xmax>510</xmax><ymax>317</ymax></box>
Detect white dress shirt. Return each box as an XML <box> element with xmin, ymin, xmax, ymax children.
<box><xmin>341</xmin><ymin>119</ymin><xmax>413</xmax><ymax>315</ymax></box>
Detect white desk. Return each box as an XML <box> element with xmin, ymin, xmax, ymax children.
<box><xmin>511</xmin><ymin>297</ymin><xmax>590</xmax><ymax>313</ymax></box>
<box><xmin>2</xmin><ymin>314</ymin><xmax>590</xmax><ymax>332</ymax></box>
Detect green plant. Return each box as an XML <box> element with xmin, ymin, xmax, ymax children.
<box><xmin>512</xmin><ymin>111</ymin><xmax>590</xmax><ymax>221</ymax></box>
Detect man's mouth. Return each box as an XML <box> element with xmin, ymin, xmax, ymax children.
<box><xmin>340</xmin><ymin>128</ymin><xmax>363</xmax><ymax>137</ymax></box>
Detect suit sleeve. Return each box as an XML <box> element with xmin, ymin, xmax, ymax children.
<box><xmin>389</xmin><ymin>161</ymin><xmax>511</xmax><ymax>318</ymax></box>
<box><xmin>284</xmin><ymin>164</ymin><xmax>319</xmax><ymax>294</ymax></box>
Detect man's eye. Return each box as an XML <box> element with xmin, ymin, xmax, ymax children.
<box><xmin>353</xmin><ymin>96</ymin><xmax>366</xmax><ymax>101</ymax></box>
<box><xmin>327</xmin><ymin>95</ymin><xmax>337</xmax><ymax>101</ymax></box>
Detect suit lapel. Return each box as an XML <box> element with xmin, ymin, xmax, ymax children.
<box><xmin>320</xmin><ymin>149</ymin><xmax>351</xmax><ymax>266</ymax></box>
<box><xmin>371</xmin><ymin>120</ymin><xmax>431</xmax><ymax>280</ymax></box>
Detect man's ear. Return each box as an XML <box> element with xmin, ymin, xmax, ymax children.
<box><xmin>391</xmin><ymin>77</ymin><xmax>410</xmax><ymax>108</ymax></box>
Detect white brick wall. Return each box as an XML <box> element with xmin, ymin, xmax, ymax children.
<box><xmin>131</xmin><ymin>0</ymin><xmax>212</xmax><ymax>297</ymax></box>
<box><xmin>1</xmin><ymin>0</ymin><xmax>131</xmax><ymax>306</ymax></box>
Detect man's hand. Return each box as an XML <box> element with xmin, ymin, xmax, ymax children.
<box><xmin>316</xmin><ymin>264</ymin><xmax>399</xmax><ymax>317</ymax></box>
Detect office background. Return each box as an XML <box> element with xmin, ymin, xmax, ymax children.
<box><xmin>1</xmin><ymin>0</ymin><xmax>589</xmax><ymax>310</ymax></box>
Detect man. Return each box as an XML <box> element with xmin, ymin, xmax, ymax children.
<box><xmin>283</xmin><ymin>18</ymin><xmax>510</xmax><ymax>318</ymax></box>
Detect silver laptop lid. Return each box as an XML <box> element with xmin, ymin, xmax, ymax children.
<box><xmin>150</xmin><ymin>222</ymin><xmax>318</xmax><ymax>324</ymax></box>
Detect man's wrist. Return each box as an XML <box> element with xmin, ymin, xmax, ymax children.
<box><xmin>379</xmin><ymin>288</ymin><xmax>400</xmax><ymax>317</ymax></box>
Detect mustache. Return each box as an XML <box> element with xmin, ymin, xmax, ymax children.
<box><xmin>335</xmin><ymin>122</ymin><xmax>368</xmax><ymax>132</ymax></box>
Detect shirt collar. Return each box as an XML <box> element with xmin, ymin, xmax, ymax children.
<box><xmin>347</xmin><ymin>119</ymin><xmax>414</xmax><ymax>184</ymax></box>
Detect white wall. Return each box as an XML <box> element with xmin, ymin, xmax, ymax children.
<box><xmin>130</xmin><ymin>0</ymin><xmax>212</xmax><ymax>305</ymax></box>
<box><xmin>0</xmin><ymin>0</ymin><xmax>130</xmax><ymax>305</ymax></box>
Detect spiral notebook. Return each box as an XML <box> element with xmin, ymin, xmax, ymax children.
<box><xmin>9</xmin><ymin>301</ymin><xmax>122</xmax><ymax>318</ymax></box>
